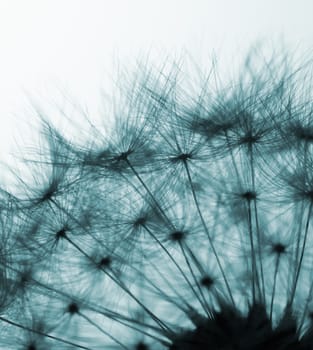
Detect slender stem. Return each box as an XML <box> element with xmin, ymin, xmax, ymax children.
<box><xmin>104</xmin><ymin>315</ymin><xmax>171</xmax><ymax>346</ymax></box>
<box><xmin>1</xmin><ymin>260</ymin><xmax>168</xmax><ymax>339</ymax></box>
<box><xmin>78</xmin><ymin>311</ymin><xmax>129</xmax><ymax>350</ymax></box>
<box><xmin>132</xmin><ymin>257</ymin><xmax>194</xmax><ymax>317</ymax></box>
<box><xmin>123</xmin><ymin>158</ymin><xmax>214</xmax><ymax>313</ymax></box>
<box><xmin>224</xmin><ymin>130</ymin><xmax>240</xmax><ymax>180</ymax></box>
<box><xmin>63</xmin><ymin>234</ymin><xmax>173</xmax><ymax>336</ymax></box>
<box><xmin>143</xmin><ymin>253</ymin><xmax>193</xmax><ymax>311</ymax></box>
<box><xmin>270</xmin><ymin>255</ymin><xmax>280</xmax><ymax>322</ymax></box>
<box><xmin>298</xmin><ymin>273</ymin><xmax>313</xmax><ymax>332</ymax></box>
<box><xmin>50</xmin><ymin>198</ymin><xmax>106</xmax><ymax>249</ymax></box>
<box><xmin>293</xmin><ymin>201</ymin><xmax>305</xmax><ymax>289</ymax></box>
<box><xmin>248</xmin><ymin>143</ymin><xmax>265</xmax><ymax>303</ymax></box>
<box><xmin>126</xmin><ymin>159</ymin><xmax>174</xmax><ymax>229</ymax></box>
<box><xmin>253</xmin><ymin>198</ymin><xmax>266</xmax><ymax>303</ymax></box>
<box><xmin>0</xmin><ymin>316</ymin><xmax>92</xmax><ymax>350</ymax></box>
<box><xmin>247</xmin><ymin>199</ymin><xmax>257</xmax><ymax>304</ymax></box>
<box><xmin>183</xmin><ymin>160</ymin><xmax>235</xmax><ymax>306</ymax></box>
<box><xmin>288</xmin><ymin>201</ymin><xmax>313</xmax><ymax>307</ymax></box>
<box><xmin>142</xmin><ymin>224</ymin><xmax>207</xmax><ymax>312</ymax></box>
<box><xmin>179</xmin><ymin>241</ymin><xmax>211</xmax><ymax>315</ymax></box>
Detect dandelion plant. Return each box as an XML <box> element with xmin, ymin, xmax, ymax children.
<box><xmin>1</xmin><ymin>50</ymin><xmax>313</xmax><ymax>349</ymax></box>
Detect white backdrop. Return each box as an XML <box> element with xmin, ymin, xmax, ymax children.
<box><xmin>0</xmin><ymin>0</ymin><xmax>312</xmax><ymax>178</ymax></box>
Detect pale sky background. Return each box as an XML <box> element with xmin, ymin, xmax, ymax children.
<box><xmin>0</xmin><ymin>0</ymin><xmax>312</xmax><ymax>183</ymax></box>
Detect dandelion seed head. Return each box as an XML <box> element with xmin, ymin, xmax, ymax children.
<box><xmin>2</xmin><ymin>49</ymin><xmax>313</xmax><ymax>349</ymax></box>
<box><xmin>171</xmin><ymin>153</ymin><xmax>192</xmax><ymax>163</ymax></box>
<box><xmin>67</xmin><ymin>302</ymin><xmax>79</xmax><ymax>315</ymax></box>
<box><xmin>293</xmin><ymin>124</ymin><xmax>313</xmax><ymax>143</ymax></box>
<box><xmin>169</xmin><ymin>231</ymin><xmax>186</xmax><ymax>242</ymax></box>
<box><xmin>55</xmin><ymin>228</ymin><xmax>67</xmax><ymax>241</ymax></box>
<box><xmin>97</xmin><ymin>256</ymin><xmax>112</xmax><ymax>269</ymax></box>
<box><xmin>135</xmin><ymin>341</ymin><xmax>150</xmax><ymax>350</ymax></box>
<box><xmin>240</xmin><ymin>190</ymin><xmax>257</xmax><ymax>201</ymax></box>
<box><xmin>272</xmin><ymin>242</ymin><xmax>287</xmax><ymax>255</ymax></box>
<box><xmin>200</xmin><ymin>275</ymin><xmax>214</xmax><ymax>290</ymax></box>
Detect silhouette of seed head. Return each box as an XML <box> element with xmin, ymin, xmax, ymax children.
<box><xmin>240</xmin><ymin>190</ymin><xmax>257</xmax><ymax>201</ymax></box>
<box><xmin>171</xmin><ymin>153</ymin><xmax>192</xmax><ymax>163</ymax></box>
<box><xmin>67</xmin><ymin>302</ymin><xmax>79</xmax><ymax>314</ymax></box>
<box><xmin>272</xmin><ymin>242</ymin><xmax>286</xmax><ymax>255</ymax></box>
<box><xmin>239</xmin><ymin>132</ymin><xmax>261</xmax><ymax>145</ymax></box>
<box><xmin>115</xmin><ymin>149</ymin><xmax>133</xmax><ymax>162</ymax></box>
<box><xmin>135</xmin><ymin>341</ymin><xmax>150</xmax><ymax>350</ymax></box>
<box><xmin>291</xmin><ymin>123</ymin><xmax>313</xmax><ymax>143</ymax></box>
<box><xmin>169</xmin><ymin>231</ymin><xmax>185</xmax><ymax>242</ymax></box>
<box><xmin>27</xmin><ymin>344</ymin><xmax>36</xmax><ymax>350</ymax></box>
<box><xmin>98</xmin><ymin>256</ymin><xmax>112</xmax><ymax>269</ymax></box>
<box><xmin>55</xmin><ymin>228</ymin><xmax>66</xmax><ymax>240</ymax></box>
<box><xmin>133</xmin><ymin>216</ymin><xmax>147</xmax><ymax>227</ymax></box>
<box><xmin>200</xmin><ymin>275</ymin><xmax>214</xmax><ymax>290</ymax></box>
<box><xmin>2</xmin><ymin>49</ymin><xmax>313</xmax><ymax>350</ymax></box>
<box><xmin>304</xmin><ymin>189</ymin><xmax>313</xmax><ymax>201</ymax></box>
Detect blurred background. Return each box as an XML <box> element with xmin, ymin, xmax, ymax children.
<box><xmin>0</xmin><ymin>0</ymin><xmax>312</xmax><ymax>180</ymax></box>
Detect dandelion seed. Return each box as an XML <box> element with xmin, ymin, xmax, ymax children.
<box><xmin>2</xmin><ymin>49</ymin><xmax>313</xmax><ymax>349</ymax></box>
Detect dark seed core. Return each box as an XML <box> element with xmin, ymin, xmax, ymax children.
<box><xmin>170</xmin><ymin>231</ymin><xmax>185</xmax><ymax>242</ymax></box>
<box><xmin>134</xmin><ymin>217</ymin><xmax>147</xmax><ymax>227</ymax></box>
<box><xmin>240</xmin><ymin>133</ymin><xmax>260</xmax><ymax>145</ymax></box>
<box><xmin>68</xmin><ymin>302</ymin><xmax>79</xmax><ymax>314</ymax></box>
<box><xmin>241</xmin><ymin>191</ymin><xmax>257</xmax><ymax>201</ymax></box>
<box><xmin>170</xmin><ymin>304</ymin><xmax>307</xmax><ymax>350</ymax></box>
<box><xmin>171</xmin><ymin>153</ymin><xmax>192</xmax><ymax>163</ymax></box>
<box><xmin>116</xmin><ymin>149</ymin><xmax>133</xmax><ymax>161</ymax></box>
<box><xmin>272</xmin><ymin>243</ymin><xmax>286</xmax><ymax>255</ymax></box>
<box><xmin>56</xmin><ymin>228</ymin><xmax>66</xmax><ymax>239</ymax></box>
<box><xmin>200</xmin><ymin>276</ymin><xmax>214</xmax><ymax>289</ymax></box>
<box><xmin>98</xmin><ymin>256</ymin><xmax>111</xmax><ymax>268</ymax></box>
<box><xmin>136</xmin><ymin>342</ymin><xmax>150</xmax><ymax>350</ymax></box>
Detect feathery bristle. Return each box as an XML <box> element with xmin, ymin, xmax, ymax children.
<box><xmin>0</xmin><ymin>51</ymin><xmax>313</xmax><ymax>349</ymax></box>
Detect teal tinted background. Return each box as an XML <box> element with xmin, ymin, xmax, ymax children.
<box><xmin>0</xmin><ymin>0</ymin><xmax>312</xmax><ymax>171</ymax></box>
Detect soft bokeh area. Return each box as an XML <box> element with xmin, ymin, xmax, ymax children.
<box><xmin>0</xmin><ymin>0</ymin><xmax>312</xmax><ymax>180</ymax></box>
